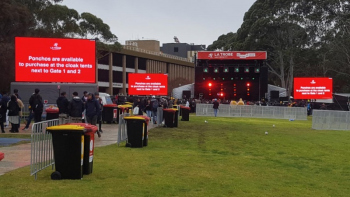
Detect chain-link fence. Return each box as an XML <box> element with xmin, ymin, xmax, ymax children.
<box><xmin>196</xmin><ymin>104</ymin><xmax>307</xmax><ymax>120</ymax></box>
<box><xmin>312</xmin><ymin>110</ymin><xmax>350</xmax><ymax>130</ymax></box>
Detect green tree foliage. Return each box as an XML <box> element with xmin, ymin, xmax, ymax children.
<box><xmin>209</xmin><ymin>0</ymin><xmax>350</xmax><ymax>94</ymax></box>
<box><xmin>0</xmin><ymin>0</ymin><xmax>120</xmax><ymax>91</ymax></box>
<box><xmin>207</xmin><ymin>32</ymin><xmax>236</xmax><ymax>51</ymax></box>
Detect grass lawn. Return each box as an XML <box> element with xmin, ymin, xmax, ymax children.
<box><xmin>1</xmin><ymin>116</ymin><xmax>350</xmax><ymax>196</ymax></box>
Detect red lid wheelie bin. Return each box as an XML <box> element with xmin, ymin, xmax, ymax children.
<box><xmin>0</xmin><ymin>152</ymin><xmax>4</xmax><ymax>161</ymax></box>
<box><xmin>163</xmin><ymin>109</ymin><xmax>177</xmax><ymax>128</ymax></box>
<box><xmin>46</xmin><ymin>107</ymin><xmax>59</xmax><ymax>121</ymax></box>
<box><xmin>102</xmin><ymin>104</ymin><xmax>118</xmax><ymax>123</ymax></box>
<box><xmin>180</xmin><ymin>106</ymin><xmax>191</xmax><ymax>121</ymax></box>
<box><xmin>65</xmin><ymin>123</ymin><xmax>98</xmax><ymax>175</ymax></box>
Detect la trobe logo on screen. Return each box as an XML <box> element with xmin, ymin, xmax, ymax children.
<box><xmin>145</xmin><ymin>76</ymin><xmax>151</xmax><ymax>80</ymax></box>
<box><xmin>50</xmin><ymin>43</ymin><xmax>61</xmax><ymax>50</ymax></box>
<box><xmin>310</xmin><ymin>80</ymin><xmax>316</xmax><ymax>84</ymax></box>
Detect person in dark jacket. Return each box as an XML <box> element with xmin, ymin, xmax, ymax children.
<box><xmin>85</xmin><ymin>93</ymin><xmax>101</xmax><ymax>137</ymax></box>
<box><xmin>145</xmin><ymin>100</ymin><xmax>152</xmax><ymax>118</ymax></box>
<box><xmin>133</xmin><ymin>98</ymin><xmax>144</xmax><ymax>115</ymax></box>
<box><xmin>29</xmin><ymin>89</ymin><xmax>43</xmax><ymax>123</ymax></box>
<box><xmin>57</xmin><ymin>92</ymin><xmax>69</xmax><ymax>124</ymax></box>
<box><xmin>213</xmin><ymin>99</ymin><xmax>219</xmax><ymax>117</ymax></box>
<box><xmin>94</xmin><ymin>92</ymin><xmax>103</xmax><ymax>133</ymax></box>
<box><xmin>57</xmin><ymin>92</ymin><xmax>69</xmax><ymax>114</ymax></box>
<box><xmin>151</xmin><ymin>97</ymin><xmax>159</xmax><ymax>124</ymax></box>
<box><xmin>0</xmin><ymin>94</ymin><xmax>8</xmax><ymax>133</ymax></box>
<box><xmin>8</xmin><ymin>95</ymin><xmax>21</xmax><ymax>133</ymax></box>
<box><xmin>69</xmin><ymin>92</ymin><xmax>84</xmax><ymax>123</ymax></box>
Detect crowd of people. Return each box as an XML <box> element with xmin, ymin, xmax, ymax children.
<box><xmin>0</xmin><ymin>89</ymin><xmax>103</xmax><ymax>137</ymax></box>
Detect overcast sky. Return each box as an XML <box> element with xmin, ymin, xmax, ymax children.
<box><xmin>61</xmin><ymin>0</ymin><xmax>256</xmax><ymax>47</ymax></box>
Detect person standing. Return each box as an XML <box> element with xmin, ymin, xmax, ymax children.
<box><xmin>133</xmin><ymin>98</ymin><xmax>144</xmax><ymax>115</ymax></box>
<box><xmin>151</xmin><ymin>97</ymin><xmax>159</xmax><ymax>124</ymax></box>
<box><xmin>14</xmin><ymin>89</ymin><xmax>21</xmax><ymax>99</ymax></box>
<box><xmin>57</xmin><ymin>92</ymin><xmax>69</xmax><ymax>124</ymax></box>
<box><xmin>94</xmin><ymin>92</ymin><xmax>103</xmax><ymax>133</ymax></box>
<box><xmin>85</xmin><ymin>93</ymin><xmax>101</xmax><ymax>137</ymax></box>
<box><xmin>1</xmin><ymin>93</ymin><xmax>10</xmax><ymax>128</ymax></box>
<box><xmin>0</xmin><ymin>95</ymin><xmax>7</xmax><ymax>133</ymax></box>
<box><xmin>145</xmin><ymin>100</ymin><xmax>152</xmax><ymax>118</ymax></box>
<box><xmin>213</xmin><ymin>99</ymin><xmax>219</xmax><ymax>117</ymax></box>
<box><xmin>69</xmin><ymin>92</ymin><xmax>84</xmax><ymax>123</ymax></box>
<box><xmin>15</xmin><ymin>93</ymin><xmax>24</xmax><ymax>126</ymax></box>
<box><xmin>82</xmin><ymin>91</ymin><xmax>88</xmax><ymax>103</ymax></box>
<box><xmin>8</xmin><ymin>95</ymin><xmax>21</xmax><ymax>133</ymax></box>
<box><xmin>29</xmin><ymin>89</ymin><xmax>43</xmax><ymax>123</ymax></box>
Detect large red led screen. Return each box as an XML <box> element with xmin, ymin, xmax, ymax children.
<box><xmin>128</xmin><ymin>74</ymin><xmax>168</xmax><ymax>96</ymax></box>
<box><xmin>15</xmin><ymin>37</ymin><xmax>96</xmax><ymax>83</ymax></box>
<box><xmin>294</xmin><ymin>78</ymin><xmax>333</xmax><ymax>99</ymax></box>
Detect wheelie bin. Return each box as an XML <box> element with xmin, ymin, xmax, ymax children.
<box><xmin>163</xmin><ymin>109</ymin><xmax>177</xmax><ymax>128</ymax></box>
<box><xmin>117</xmin><ymin>104</ymin><xmax>133</xmax><ymax>124</ymax></box>
<box><xmin>180</xmin><ymin>106</ymin><xmax>190</xmax><ymax>121</ymax></box>
<box><xmin>124</xmin><ymin>116</ymin><xmax>147</xmax><ymax>148</ymax></box>
<box><xmin>135</xmin><ymin>115</ymin><xmax>151</xmax><ymax>146</ymax></box>
<box><xmin>65</xmin><ymin>123</ymin><xmax>98</xmax><ymax>175</ymax></box>
<box><xmin>47</xmin><ymin>125</ymin><xmax>85</xmax><ymax>180</ymax></box>
<box><xmin>46</xmin><ymin>107</ymin><xmax>59</xmax><ymax>120</ymax></box>
<box><xmin>102</xmin><ymin>104</ymin><xmax>118</xmax><ymax>123</ymax></box>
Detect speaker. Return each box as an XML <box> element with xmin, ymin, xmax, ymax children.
<box><xmin>270</xmin><ymin>91</ymin><xmax>279</xmax><ymax>101</ymax></box>
<box><xmin>183</xmin><ymin>90</ymin><xmax>191</xmax><ymax>99</ymax></box>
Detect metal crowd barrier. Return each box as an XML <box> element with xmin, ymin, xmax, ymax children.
<box><xmin>117</xmin><ymin>113</ymin><xmax>130</xmax><ymax>146</ymax></box>
<box><xmin>156</xmin><ymin>107</ymin><xmax>164</xmax><ymax>127</ymax></box>
<box><xmin>196</xmin><ymin>104</ymin><xmax>307</xmax><ymax>120</ymax></box>
<box><xmin>312</xmin><ymin>110</ymin><xmax>350</xmax><ymax>130</ymax></box>
<box><xmin>30</xmin><ymin>119</ymin><xmax>59</xmax><ymax>180</ymax></box>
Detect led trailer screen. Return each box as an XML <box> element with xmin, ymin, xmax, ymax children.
<box><xmin>15</xmin><ymin>37</ymin><xmax>96</xmax><ymax>83</ymax></box>
<box><xmin>128</xmin><ymin>74</ymin><xmax>168</xmax><ymax>96</ymax></box>
<box><xmin>294</xmin><ymin>78</ymin><xmax>333</xmax><ymax>99</ymax></box>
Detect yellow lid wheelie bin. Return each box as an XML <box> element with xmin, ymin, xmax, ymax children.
<box><xmin>123</xmin><ymin>116</ymin><xmax>147</xmax><ymax>148</ymax></box>
<box><xmin>47</xmin><ymin>125</ymin><xmax>85</xmax><ymax>180</ymax></box>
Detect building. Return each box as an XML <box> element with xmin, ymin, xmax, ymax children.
<box><xmin>161</xmin><ymin>43</ymin><xmax>206</xmax><ymax>62</ymax></box>
<box><xmin>97</xmin><ymin>41</ymin><xmax>195</xmax><ymax>96</ymax></box>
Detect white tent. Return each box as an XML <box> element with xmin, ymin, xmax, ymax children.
<box><xmin>267</xmin><ymin>84</ymin><xmax>287</xmax><ymax>100</ymax></box>
<box><xmin>172</xmin><ymin>83</ymin><xmax>194</xmax><ymax>99</ymax></box>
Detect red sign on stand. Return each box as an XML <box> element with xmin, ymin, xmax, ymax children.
<box><xmin>128</xmin><ymin>74</ymin><xmax>168</xmax><ymax>96</ymax></box>
<box><xmin>15</xmin><ymin>37</ymin><xmax>96</xmax><ymax>83</ymax></box>
<box><xmin>294</xmin><ymin>78</ymin><xmax>333</xmax><ymax>99</ymax></box>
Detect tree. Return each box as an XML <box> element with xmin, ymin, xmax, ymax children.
<box><xmin>207</xmin><ymin>32</ymin><xmax>236</xmax><ymax>51</ymax></box>
<box><xmin>0</xmin><ymin>0</ymin><xmax>121</xmax><ymax>92</ymax></box>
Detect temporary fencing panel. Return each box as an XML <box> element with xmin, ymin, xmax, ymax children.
<box><xmin>30</xmin><ymin>119</ymin><xmax>59</xmax><ymax>179</ymax></box>
<box><xmin>156</xmin><ymin>107</ymin><xmax>163</xmax><ymax>127</ymax></box>
<box><xmin>196</xmin><ymin>104</ymin><xmax>307</xmax><ymax>120</ymax></box>
<box><xmin>117</xmin><ymin>113</ymin><xmax>130</xmax><ymax>146</ymax></box>
<box><xmin>312</xmin><ymin>110</ymin><xmax>350</xmax><ymax>130</ymax></box>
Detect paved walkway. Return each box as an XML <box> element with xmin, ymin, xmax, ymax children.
<box><xmin>0</xmin><ymin>123</ymin><xmax>123</xmax><ymax>176</ymax></box>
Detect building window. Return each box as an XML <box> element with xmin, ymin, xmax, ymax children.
<box><xmin>174</xmin><ymin>47</ymin><xmax>179</xmax><ymax>52</ymax></box>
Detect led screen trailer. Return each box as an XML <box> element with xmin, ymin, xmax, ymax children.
<box><xmin>15</xmin><ymin>37</ymin><xmax>96</xmax><ymax>83</ymax></box>
<box><xmin>294</xmin><ymin>78</ymin><xmax>333</xmax><ymax>99</ymax></box>
<box><xmin>128</xmin><ymin>73</ymin><xmax>168</xmax><ymax>96</ymax></box>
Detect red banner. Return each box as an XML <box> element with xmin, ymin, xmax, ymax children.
<box><xmin>128</xmin><ymin>74</ymin><xmax>168</xmax><ymax>96</ymax></box>
<box><xmin>197</xmin><ymin>51</ymin><xmax>267</xmax><ymax>60</ymax></box>
<box><xmin>15</xmin><ymin>37</ymin><xmax>96</xmax><ymax>83</ymax></box>
<box><xmin>294</xmin><ymin>78</ymin><xmax>333</xmax><ymax>99</ymax></box>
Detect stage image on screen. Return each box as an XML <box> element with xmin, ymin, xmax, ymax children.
<box><xmin>128</xmin><ymin>74</ymin><xmax>168</xmax><ymax>96</ymax></box>
<box><xmin>294</xmin><ymin>78</ymin><xmax>333</xmax><ymax>99</ymax></box>
<box><xmin>15</xmin><ymin>37</ymin><xmax>96</xmax><ymax>83</ymax></box>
